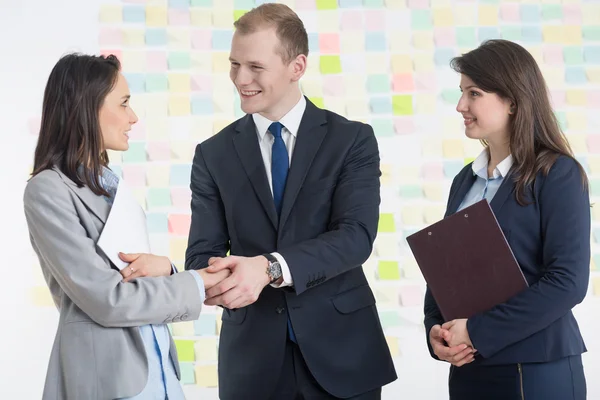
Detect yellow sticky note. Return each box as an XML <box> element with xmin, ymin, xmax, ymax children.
<box><xmin>323</xmin><ymin>97</ymin><xmax>346</xmax><ymax>116</ymax></box>
<box><xmin>588</xmin><ymin>157</ymin><xmax>600</xmax><ymax>174</ymax></box>
<box><xmin>463</xmin><ymin>139</ymin><xmax>483</xmax><ymax>159</ymax></box>
<box><xmin>170</xmin><ymin>238</ymin><xmax>188</xmax><ymax>262</ymax></box>
<box><xmin>146</xmin><ymin>6</ymin><xmax>168</xmax><ymax>27</ymax></box>
<box><xmin>381</xmin><ymin>163</ymin><xmax>393</xmax><ymax>186</ymax></box>
<box><xmin>175</xmin><ymin>340</ymin><xmax>195</xmax><ymax>362</ymax></box>
<box><xmin>567</xmin><ymin>134</ymin><xmax>587</xmax><ymax>154</ymax></box>
<box><xmin>478</xmin><ymin>5</ymin><xmax>498</xmax><ymax>26</ymax></box>
<box><xmin>423</xmin><ymin>184</ymin><xmax>444</xmax><ymax>202</ymax></box>
<box><xmin>195</xmin><ymin>338</ymin><xmax>218</xmax><ymax>361</ymax></box>
<box><xmin>374</xmin><ymin>235</ymin><xmax>399</xmax><ymax>258</ymax></box>
<box><xmin>216</xmin><ymin>309</ymin><xmax>224</xmax><ymax>335</ymax></box>
<box><xmin>386</xmin><ymin>336</ymin><xmax>401</xmax><ymax>357</ymax></box>
<box><xmin>122</xmin><ymin>51</ymin><xmax>146</xmax><ymax>72</ymax></box>
<box><xmin>213</xmin><ymin>94</ymin><xmax>235</xmax><ymax>116</ymax></box>
<box><xmin>146</xmin><ymin>165</ymin><xmax>170</xmax><ymax>186</ymax></box>
<box><xmin>443</xmin><ymin>117</ymin><xmax>463</xmax><ymax>137</ymax></box>
<box><xmin>169</xmin><ymin>95</ymin><xmax>191</xmax><ymax>116</ymax></box>
<box><xmin>592</xmin><ymin>276</ymin><xmax>600</xmax><ymax>295</ymax></box>
<box><xmin>366</xmin><ymin>54</ymin><xmax>388</xmax><ymax>74</ymax></box>
<box><xmin>212</xmin><ymin>10</ymin><xmax>234</xmax><ymax>29</ymax></box>
<box><xmin>413</xmin><ymin>32</ymin><xmax>434</xmax><ymax>50</ymax></box>
<box><xmin>415</xmin><ymin>94</ymin><xmax>436</xmax><ymax>114</ymax></box>
<box><xmin>424</xmin><ymin>205</ymin><xmax>445</xmax><ymax>224</ymax></box>
<box><xmin>567</xmin><ymin>112</ymin><xmax>587</xmax><ymax>131</ymax></box>
<box><xmin>99</xmin><ymin>5</ymin><xmax>122</xmax><ymax>23</ymax></box>
<box><xmin>318</xmin><ymin>11</ymin><xmax>340</xmax><ymax>33</ymax></box>
<box><xmin>301</xmin><ymin>79</ymin><xmax>324</xmax><ymax>97</ymax></box>
<box><xmin>378</xmin><ymin>213</ymin><xmax>396</xmax><ymax>233</ymax></box>
<box><xmin>340</xmin><ymin>32</ymin><xmax>364</xmax><ymax>53</ymax></box>
<box><xmin>171</xmin><ymin>141</ymin><xmax>194</xmax><ymax>162</ymax></box>
<box><xmin>345</xmin><ymin>99</ymin><xmax>369</xmax><ymax>117</ymax></box>
<box><xmin>413</xmin><ymin>53</ymin><xmax>434</xmax><ymax>72</ymax></box>
<box><xmin>422</xmin><ymin>138</ymin><xmax>442</xmax><ymax>158</ymax></box>
<box><xmin>31</xmin><ymin>286</ymin><xmax>54</xmax><ymax>307</ymax></box>
<box><xmin>583</xmin><ymin>5</ymin><xmax>600</xmax><ymax>25</ymax></box>
<box><xmin>566</xmin><ymin>90</ymin><xmax>586</xmax><ymax>106</ymax></box>
<box><xmin>543</xmin><ymin>26</ymin><xmax>563</xmax><ymax>44</ymax></box>
<box><xmin>213</xmin><ymin>119</ymin><xmax>231</xmax><ymax>135</ymax></box>
<box><xmin>452</xmin><ymin>5</ymin><xmax>476</xmax><ymax>26</ymax></box>
<box><xmin>564</xmin><ymin>26</ymin><xmax>582</xmax><ymax>45</ymax></box>
<box><xmin>191</xmin><ymin>9</ymin><xmax>212</xmax><ymax>27</ymax></box>
<box><xmin>123</xmin><ymin>29</ymin><xmax>145</xmax><ymax>47</ymax></box>
<box><xmin>107</xmin><ymin>149</ymin><xmax>122</xmax><ymax>165</ymax></box>
<box><xmin>145</xmin><ymin>97</ymin><xmax>169</xmax><ymax>118</ymax></box>
<box><xmin>147</xmin><ymin>117</ymin><xmax>169</xmax><ymax>140</ymax></box>
<box><xmin>442</xmin><ymin>139</ymin><xmax>464</xmax><ymax>158</ymax></box>
<box><xmin>375</xmin><ymin>287</ymin><xmax>400</xmax><ymax>307</ymax></box>
<box><xmin>133</xmin><ymin>188</ymin><xmax>148</xmax><ymax>210</ymax></box>
<box><xmin>168</xmin><ymin>29</ymin><xmax>190</xmax><ymax>48</ymax></box>
<box><xmin>191</xmin><ymin>53</ymin><xmax>212</xmax><ymax>73</ymax></box>
<box><xmin>213</xmin><ymin>52</ymin><xmax>231</xmax><ymax>73</ymax></box>
<box><xmin>593</xmin><ymin>206</ymin><xmax>600</xmax><ymax>221</ymax></box>
<box><xmin>385</xmin><ymin>0</ymin><xmax>406</xmax><ymax>8</ymax></box>
<box><xmin>588</xmin><ymin>68</ymin><xmax>600</xmax><ymax>84</ymax></box>
<box><xmin>433</xmin><ymin>7</ymin><xmax>453</xmax><ymax>27</ymax></box>
<box><xmin>392</xmin><ymin>95</ymin><xmax>413</xmax><ymax>116</ymax></box>
<box><xmin>377</xmin><ymin>261</ymin><xmax>401</xmax><ymax>280</ymax></box>
<box><xmin>169</xmin><ymin>74</ymin><xmax>191</xmax><ymax>93</ymax></box>
<box><xmin>320</xmin><ymin>55</ymin><xmax>342</xmax><ymax>74</ymax></box>
<box><xmin>402</xmin><ymin>258</ymin><xmax>422</xmax><ymax>279</ymax></box>
<box><xmin>191</xmin><ymin>117</ymin><xmax>214</xmax><ymax>142</ymax></box>
<box><xmin>391</xmin><ymin>54</ymin><xmax>412</xmax><ymax>74</ymax></box>
<box><xmin>171</xmin><ymin>321</ymin><xmax>195</xmax><ymax>336</ymax></box>
<box><xmin>401</xmin><ymin>205</ymin><xmax>424</xmax><ymax>225</ymax></box>
<box><xmin>306</xmin><ymin>54</ymin><xmax>321</xmax><ymax>76</ymax></box>
<box><xmin>541</xmin><ymin>66</ymin><xmax>564</xmax><ymax>86</ymax></box>
<box><xmin>398</xmin><ymin>166</ymin><xmax>420</xmax><ymax>181</ymax></box>
<box><xmin>316</xmin><ymin>0</ymin><xmax>337</xmax><ymax>10</ymax></box>
<box><xmin>389</xmin><ymin>32</ymin><xmax>411</xmax><ymax>52</ymax></box>
<box><xmin>195</xmin><ymin>365</ymin><xmax>218</xmax><ymax>387</ymax></box>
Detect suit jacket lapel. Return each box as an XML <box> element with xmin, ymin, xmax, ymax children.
<box><xmin>233</xmin><ymin>115</ymin><xmax>279</xmax><ymax>230</ymax></box>
<box><xmin>490</xmin><ymin>169</ymin><xmax>515</xmax><ymax>216</ymax></box>
<box><xmin>446</xmin><ymin>167</ymin><xmax>477</xmax><ymax>217</ymax></box>
<box><xmin>279</xmin><ymin>99</ymin><xmax>328</xmax><ymax>230</ymax></box>
<box><xmin>53</xmin><ymin>167</ymin><xmax>111</xmax><ymax>223</ymax></box>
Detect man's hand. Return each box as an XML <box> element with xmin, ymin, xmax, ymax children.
<box><xmin>429</xmin><ymin>324</ymin><xmax>475</xmax><ymax>367</ymax></box>
<box><xmin>442</xmin><ymin>319</ymin><xmax>474</xmax><ymax>348</ymax></box>
<box><xmin>203</xmin><ymin>256</ymin><xmax>270</xmax><ymax>309</ymax></box>
<box><xmin>196</xmin><ymin>268</ymin><xmax>232</xmax><ymax>290</ymax></box>
<box><xmin>119</xmin><ymin>253</ymin><xmax>172</xmax><ymax>282</ymax></box>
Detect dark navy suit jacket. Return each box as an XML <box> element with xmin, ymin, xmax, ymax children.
<box><xmin>425</xmin><ymin>155</ymin><xmax>590</xmax><ymax>365</ymax></box>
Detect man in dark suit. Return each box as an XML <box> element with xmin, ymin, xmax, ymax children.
<box><xmin>185</xmin><ymin>3</ymin><xmax>396</xmax><ymax>399</ymax></box>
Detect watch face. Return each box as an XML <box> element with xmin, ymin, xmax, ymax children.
<box><xmin>268</xmin><ymin>261</ymin><xmax>282</xmax><ymax>280</ymax></box>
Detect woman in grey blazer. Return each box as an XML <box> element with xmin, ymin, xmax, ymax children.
<box><xmin>23</xmin><ymin>53</ymin><xmax>228</xmax><ymax>400</ymax></box>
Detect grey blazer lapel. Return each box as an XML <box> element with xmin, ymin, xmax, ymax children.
<box><xmin>52</xmin><ymin>167</ymin><xmax>111</xmax><ymax>223</ymax></box>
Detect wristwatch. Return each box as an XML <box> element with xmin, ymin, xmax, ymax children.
<box><xmin>263</xmin><ymin>253</ymin><xmax>282</xmax><ymax>284</ymax></box>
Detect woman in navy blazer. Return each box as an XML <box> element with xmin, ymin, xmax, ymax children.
<box><xmin>424</xmin><ymin>39</ymin><xmax>589</xmax><ymax>400</ymax></box>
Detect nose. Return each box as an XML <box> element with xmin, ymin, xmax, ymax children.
<box><xmin>456</xmin><ymin>93</ymin><xmax>468</xmax><ymax>114</ymax></box>
<box><xmin>129</xmin><ymin>106</ymin><xmax>139</xmax><ymax>125</ymax></box>
<box><xmin>233</xmin><ymin>66</ymin><xmax>252</xmax><ymax>87</ymax></box>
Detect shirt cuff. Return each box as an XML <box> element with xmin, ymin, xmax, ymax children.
<box><xmin>270</xmin><ymin>252</ymin><xmax>293</xmax><ymax>288</ymax></box>
<box><xmin>188</xmin><ymin>270</ymin><xmax>206</xmax><ymax>303</ymax></box>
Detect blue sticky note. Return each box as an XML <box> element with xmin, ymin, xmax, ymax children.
<box><xmin>501</xmin><ymin>26</ymin><xmax>522</xmax><ymax>41</ymax></box>
<box><xmin>123</xmin><ymin>73</ymin><xmax>145</xmax><ymax>94</ymax></box>
<box><xmin>194</xmin><ymin>314</ymin><xmax>217</xmax><ymax>335</ymax></box>
<box><xmin>146</xmin><ymin>29</ymin><xmax>167</xmax><ymax>46</ymax></box>
<box><xmin>521</xmin><ymin>27</ymin><xmax>541</xmax><ymax>43</ymax></box>
<box><xmin>520</xmin><ymin>5</ymin><xmax>540</xmax><ymax>23</ymax></box>
<box><xmin>191</xmin><ymin>0</ymin><xmax>211</xmax><ymax>5</ymax></box>
<box><xmin>147</xmin><ymin>213</ymin><xmax>169</xmax><ymax>233</ymax></box>
<box><xmin>170</xmin><ymin>165</ymin><xmax>192</xmax><ymax>186</ymax></box>
<box><xmin>584</xmin><ymin>46</ymin><xmax>600</xmax><ymax>64</ymax></box>
<box><xmin>478</xmin><ymin>27</ymin><xmax>500</xmax><ymax>42</ymax></box>
<box><xmin>110</xmin><ymin>165</ymin><xmax>122</xmax><ymax>178</ymax></box>
<box><xmin>308</xmin><ymin>33</ymin><xmax>319</xmax><ymax>53</ymax></box>
<box><xmin>191</xmin><ymin>96</ymin><xmax>213</xmax><ymax>115</ymax></box>
<box><xmin>565</xmin><ymin>67</ymin><xmax>588</xmax><ymax>85</ymax></box>
<box><xmin>363</xmin><ymin>0</ymin><xmax>384</xmax><ymax>6</ymax></box>
<box><xmin>456</xmin><ymin>27</ymin><xmax>477</xmax><ymax>47</ymax></box>
<box><xmin>411</xmin><ymin>10</ymin><xmax>432</xmax><ymax>31</ymax></box>
<box><xmin>371</xmin><ymin>119</ymin><xmax>394</xmax><ymax>137</ymax></box>
<box><xmin>369</xmin><ymin>97</ymin><xmax>392</xmax><ymax>114</ymax></box>
<box><xmin>443</xmin><ymin>160</ymin><xmax>464</xmax><ymax>178</ymax></box>
<box><xmin>123</xmin><ymin>143</ymin><xmax>147</xmax><ymax>163</ymax></box>
<box><xmin>212</xmin><ymin>30</ymin><xmax>233</xmax><ymax>51</ymax></box>
<box><xmin>168</xmin><ymin>52</ymin><xmax>191</xmax><ymax>69</ymax></box>
<box><xmin>234</xmin><ymin>0</ymin><xmax>255</xmax><ymax>8</ymax></box>
<box><xmin>434</xmin><ymin>48</ymin><xmax>455</xmax><ymax>66</ymax></box>
<box><xmin>123</xmin><ymin>5</ymin><xmax>145</xmax><ymax>23</ymax></box>
<box><xmin>179</xmin><ymin>362</ymin><xmax>195</xmax><ymax>385</ymax></box>
<box><xmin>365</xmin><ymin>32</ymin><xmax>386</xmax><ymax>52</ymax></box>
<box><xmin>594</xmin><ymin>254</ymin><xmax>600</xmax><ymax>270</ymax></box>
<box><xmin>147</xmin><ymin>188</ymin><xmax>172</xmax><ymax>208</ymax></box>
<box><xmin>366</xmin><ymin>74</ymin><xmax>390</xmax><ymax>94</ymax></box>
<box><xmin>340</xmin><ymin>0</ymin><xmax>362</xmax><ymax>7</ymax></box>
<box><xmin>170</xmin><ymin>0</ymin><xmax>191</xmax><ymax>8</ymax></box>
<box><xmin>146</xmin><ymin>74</ymin><xmax>168</xmax><ymax>92</ymax></box>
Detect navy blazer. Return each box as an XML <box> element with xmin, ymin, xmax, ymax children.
<box><xmin>425</xmin><ymin>155</ymin><xmax>590</xmax><ymax>365</ymax></box>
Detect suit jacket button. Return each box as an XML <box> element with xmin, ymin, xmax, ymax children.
<box><xmin>276</xmin><ymin>307</ymin><xmax>285</xmax><ymax>314</ymax></box>
<box><xmin>181</xmin><ymin>313</ymin><xmax>188</xmax><ymax>320</ymax></box>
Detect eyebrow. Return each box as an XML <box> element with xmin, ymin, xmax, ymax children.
<box><xmin>121</xmin><ymin>94</ymin><xmax>131</xmax><ymax>100</ymax></box>
<box><xmin>459</xmin><ymin>85</ymin><xmax>478</xmax><ymax>90</ymax></box>
<box><xmin>228</xmin><ymin>57</ymin><xmax>265</xmax><ymax>66</ymax></box>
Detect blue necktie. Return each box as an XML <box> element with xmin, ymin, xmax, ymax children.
<box><xmin>269</xmin><ymin>122</ymin><xmax>297</xmax><ymax>343</ymax></box>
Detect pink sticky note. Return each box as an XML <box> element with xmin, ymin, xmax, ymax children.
<box><xmin>99</xmin><ymin>28</ymin><xmax>122</xmax><ymax>46</ymax></box>
<box><xmin>588</xmin><ymin>91</ymin><xmax>600</xmax><ymax>106</ymax></box>
<box><xmin>295</xmin><ymin>0</ymin><xmax>316</xmax><ymax>9</ymax></box>
<box><xmin>434</xmin><ymin>28</ymin><xmax>456</xmax><ymax>47</ymax></box>
<box><xmin>168</xmin><ymin>214</ymin><xmax>191</xmax><ymax>235</ymax></box>
<box><xmin>319</xmin><ymin>33</ymin><xmax>340</xmax><ymax>54</ymax></box>
<box><xmin>365</xmin><ymin>10</ymin><xmax>386</xmax><ymax>31</ymax></box>
<box><xmin>550</xmin><ymin>90</ymin><xmax>566</xmax><ymax>108</ymax></box>
<box><xmin>340</xmin><ymin>10</ymin><xmax>363</xmax><ymax>31</ymax></box>
<box><xmin>398</xmin><ymin>285</ymin><xmax>423</xmax><ymax>307</ymax></box>
<box><xmin>191</xmin><ymin>30</ymin><xmax>211</xmax><ymax>50</ymax></box>
<box><xmin>394</xmin><ymin>117</ymin><xmax>415</xmax><ymax>135</ymax></box>
<box><xmin>323</xmin><ymin>75</ymin><xmax>345</xmax><ymax>96</ymax></box>
<box><xmin>499</xmin><ymin>3</ymin><xmax>520</xmax><ymax>22</ymax></box>
<box><xmin>414</xmin><ymin>72</ymin><xmax>436</xmax><ymax>90</ymax></box>
<box><xmin>169</xmin><ymin>9</ymin><xmax>190</xmax><ymax>26</ymax></box>
<box><xmin>422</xmin><ymin>163</ymin><xmax>444</xmax><ymax>180</ymax></box>
<box><xmin>28</xmin><ymin>117</ymin><xmax>40</xmax><ymax>136</ymax></box>
<box><xmin>171</xmin><ymin>188</ymin><xmax>192</xmax><ymax>210</ymax></box>
<box><xmin>392</xmin><ymin>74</ymin><xmax>414</xmax><ymax>92</ymax></box>
<box><xmin>147</xmin><ymin>52</ymin><xmax>167</xmax><ymax>72</ymax></box>
<box><xmin>588</xmin><ymin>135</ymin><xmax>600</xmax><ymax>154</ymax></box>
<box><xmin>147</xmin><ymin>142</ymin><xmax>171</xmax><ymax>161</ymax></box>
<box><xmin>191</xmin><ymin>75</ymin><xmax>212</xmax><ymax>93</ymax></box>
<box><xmin>128</xmin><ymin>119</ymin><xmax>146</xmax><ymax>140</ymax></box>
<box><xmin>407</xmin><ymin>0</ymin><xmax>429</xmax><ymax>9</ymax></box>
<box><xmin>543</xmin><ymin>47</ymin><xmax>564</xmax><ymax>65</ymax></box>
<box><xmin>100</xmin><ymin>49</ymin><xmax>122</xmax><ymax>62</ymax></box>
<box><xmin>121</xmin><ymin>165</ymin><xmax>146</xmax><ymax>187</ymax></box>
<box><xmin>563</xmin><ymin>5</ymin><xmax>582</xmax><ymax>25</ymax></box>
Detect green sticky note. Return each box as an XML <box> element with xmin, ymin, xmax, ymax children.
<box><xmin>371</xmin><ymin>119</ymin><xmax>394</xmax><ymax>137</ymax></box>
<box><xmin>564</xmin><ymin>47</ymin><xmax>584</xmax><ymax>65</ymax></box>
<box><xmin>364</xmin><ymin>0</ymin><xmax>384</xmax><ymax>6</ymax></box>
<box><xmin>378</xmin><ymin>261</ymin><xmax>400</xmax><ymax>280</ymax></box>
<box><xmin>541</xmin><ymin>4</ymin><xmax>562</xmax><ymax>21</ymax></box>
<box><xmin>319</xmin><ymin>55</ymin><xmax>342</xmax><ymax>74</ymax></box>
<box><xmin>379</xmin><ymin>310</ymin><xmax>402</xmax><ymax>329</ymax></box>
<box><xmin>233</xmin><ymin>9</ymin><xmax>248</xmax><ymax>21</ymax></box>
<box><xmin>179</xmin><ymin>362</ymin><xmax>196</xmax><ymax>384</ymax></box>
<box><xmin>378</xmin><ymin>213</ymin><xmax>396</xmax><ymax>233</ymax></box>
<box><xmin>168</xmin><ymin>52</ymin><xmax>191</xmax><ymax>69</ymax></box>
<box><xmin>191</xmin><ymin>0</ymin><xmax>211</xmax><ymax>6</ymax></box>
<box><xmin>392</xmin><ymin>95</ymin><xmax>413</xmax><ymax>116</ymax></box>
<box><xmin>316</xmin><ymin>0</ymin><xmax>337</xmax><ymax>10</ymax></box>
<box><xmin>556</xmin><ymin>111</ymin><xmax>567</xmax><ymax>130</ymax></box>
<box><xmin>583</xmin><ymin>26</ymin><xmax>600</xmax><ymax>41</ymax></box>
<box><xmin>593</xmin><ymin>254</ymin><xmax>600</xmax><ymax>270</ymax></box>
<box><xmin>500</xmin><ymin>26</ymin><xmax>522</xmax><ymax>41</ymax></box>
<box><xmin>146</xmin><ymin>74</ymin><xmax>168</xmax><ymax>92</ymax></box>
<box><xmin>591</xmin><ymin>179</ymin><xmax>600</xmax><ymax>197</ymax></box>
<box><xmin>175</xmin><ymin>340</ymin><xmax>195</xmax><ymax>362</ymax></box>
<box><xmin>147</xmin><ymin>188</ymin><xmax>172</xmax><ymax>208</ymax></box>
<box><xmin>366</xmin><ymin>74</ymin><xmax>390</xmax><ymax>94</ymax></box>
<box><xmin>412</xmin><ymin>10</ymin><xmax>432</xmax><ymax>30</ymax></box>
<box><xmin>234</xmin><ymin>0</ymin><xmax>254</xmax><ymax>8</ymax></box>
<box><xmin>399</xmin><ymin>185</ymin><xmax>422</xmax><ymax>199</ymax></box>
<box><xmin>308</xmin><ymin>97</ymin><xmax>324</xmax><ymax>109</ymax></box>
<box><xmin>441</xmin><ymin>89</ymin><xmax>461</xmax><ymax>104</ymax></box>
<box><xmin>456</xmin><ymin>27</ymin><xmax>477</xmax><ymax>47</ymax></box>
<box><xmin>122</xmin><ymin>143</ymin><xmax>146</xmax><ymax>163</ymax></box>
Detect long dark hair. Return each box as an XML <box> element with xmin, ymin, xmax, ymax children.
<box><xmin>450</xmin><ymin>39</ymin><xmax>587</xmax><ymax>205</ymax></box>
<box><xmin>32</xmin><ymin>53</ymin><xmax>121</xmax><ymax>196</ymax></box>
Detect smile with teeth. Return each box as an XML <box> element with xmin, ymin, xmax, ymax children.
<box><xmin>464</xmin><ymin>117</ymin><xmax>477</xmax><ymax>125</ymax></box>
<box><xmin>240</xmin><ymin>90</ymin><xmax>261</xmax><ymax>96</ymax></box>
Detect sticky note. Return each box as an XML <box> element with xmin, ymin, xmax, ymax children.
<box><xmin>366</xmin><ymin>74</ymin><xmax>390</xmax><ymax>94</ymax></box>
<box><xmin>145</xmin><ymin>29</ymin><xmax>167</xmax><ymax>46</ymax></box>
<box><xmin>171</xmin><ymin>187</ymin><xmax>192</xmax><ymax>210</ymax></box>
<box><xmin>171</xmin><ymin>321</ymin><xmax>195</xmax><ymax>336</ymax></box>
<box><xmin>413</xmin><ymin>32</ymin><xmax>434</xmax><ymax>50</ymax></box>
<box><xmin>423</xmin><ymin>183</ymin><xmax>444</xmax><ymax>201</ymax></box>
<box><xmin>400</xmin><ymin>185</ymin><xmax>422</xmax><ymax>199</ymax></box>
<box><xmin>195</xmin><ymin>338</ymin><xmax>218</xmax><ymax>361</ymax></box>
<box><xmin>170</xmin><ymin>165</ymin><xmax>192</xmax><ymax>186</ymax></box>
<box><xmin>212</xmin><ymin>30</ymin><xmax>233</xmax><ymax>51</ymax></box>
<box><xmin>398</xmin><ymin>166</ymin><xmax>420</xmax><ymax>181</ymax></box>
<box><xmin>346</xmin><ymin>99</ymin><xmax>369</xmax><ymax>116</ymax></box>
<box><xmin>478</xmin><ymin>27</ymin><xmax>500</xmax><ymax>42</ymax></box>
<box><xmin>478</xmin><ymin>5</ymin><xmax>498</xmax><ymax>26</ymax></box>
<box><xmin>121</xmin><ymin>165</ymin><xmax>146</xmax><ymax>187</ymax></box>
<box><xmin>392</xmin><ymin>95</ymin><xmax>413</xmax><ymax>115</ymax></box>
<box><xmin>375</xmin><ymin>287</ymin><xmax>400</xmax><ymax>307</ymax></box>
<box><xmin>190</xmin><ymin>9</ymin><xmax>212</xmax><ymax>27</ymax></box>
<box><xmin>392</xmin><ymin>74</ymin><xmax>414</xmax><ymax>92</ymax></box>
<box><xmin>366</xmin><ymin>54</ymin><xmax>387</xmax><ymax>74</ymax></box>
<box><xmin>320</xmin><ymin>55</ymin><xmax>342</xmax><ymax>74</ymax></box>
<box><xmin>365</xmin><ymin>10</ymin><xmax>386</xmax><ymax>30</ymax></box>
<box><xmin>31</xmin><ymin>286</ymin><xmax>54</xmax><ymax>307</ymax></box>
<box><xmin>168</xmin><ymin>96</ymin><xmax>191</xmax><ymax>116</ymax></box>
<box><xmin>564</xmin><ymin>26</ymin><xmax>583</xmax><ymax>46</ymax></box>
<box><xmin>168</xmin><ymin>29</ymin><xmax>191</xmax><ymax>48</ymax></box>
<box><xmin>170</xmin><ymin>0</ymin><xmax>191</xmax><ymax>7</ymax></box>
<box><xmin>452</xmin><ymin>5</ymin><xmax>476</xmax><ymax>26</ymax></box>
<box><xmin>168</xmin><ymin>74</ymin><xmax>190</xmax><ymax>93</ymax></box>
<box><xmin>415</xmin><ymin>94</ymin><xmax>436</xmax><ymax>114</ymax></box>
<box><xmin>433</xmin><ymin>28</ymin><xmax>456</xmax><ymax>47</ymax></box>
<box><xmin>378</xmin><ymin>213</ymin><xmax>396</xmax><ymax>232</ymax></box>
<box><xmin>377</xmin><ymin>261</ymin><xmax>400</xmax><ymax>280</ymax></box>
<box><xmin>441</xmin><ymin>89</ymin><xmax>461</xmax><ymax>105</ymax></box>
<box><xmin>584</xmin><ymin>46</ymin><xmax>600</xmax><ymax>64</ymax></box>
<box><xmin>371</xmin><ymin>119</ymin><xmax>395</xmax><ymax>137</ymax></box>
<box><xmin>520</xmin><ymin>5</ymin><xmax>540</xmax><ymax>23</ymax></box>
<box><xmin>592</xmin><ymin>276</ymin><xmax>600</xmax><ymax>295</ymax></box>
<box><xmin>175</xmin><ymin>340</ymin><xmax>195</xmax><ymax>362</ymax></box>
<box><xmin>145</xmin><ymin>74</ymin><xmax>168</xmax><ymax>93</ymax></box>
<box><xmin>413</xmin><ymin>53</ymin><xmax>434</xmax><ymax>72</ymax></box>
<box><xmin>191</xmin><ymin>96</ymin><xmax>213</xmax><ymax>116</ymax></box>
<box><xmin>122</xmin><ymin>51</ymin><xmax>146</xmax><ymax>71</ymax></box>
<box><xmin>168</xmin><ymin>52</ymin><xmax>191</xmax><ymax>70</ymax></box>
<box><xmin>169</xmin><ymin>9</ymin><xmax>190</xmax><ymax>25</ymax></box>
<box><xmin>169</xmin><ymin>237</ymin><xmax>188</xmax><ymax>262</ymax></box>
<box><xmin>212</xmin><ymin>52</ymin><xmax>231</xmax><ymax>73</ymax></box>
<box><xmin>379</xmin><ymin>310</ymin><xmax>401</xmax><ymax>329</ymax></box>
<box><xmin>542</xmin><ymin>4</ymin><xmax>562</xmax><ymax>21</ymax></box>
<box><xmin>121</xmin><ymin>29</ymin><xmax>145</xmax><ymax>47</ymax></box>
<box><xmin>179</xmin><ymin>362</ymin><xmax>195</xmax><ymax>385</ymax></box>
<box><xmin>407</xmin><ymin>0</ymin><xmax>427</xmax><ymax>8</ymax></box>
<box><xmin>500</xmin><ymin>3</ymin><xmax>519</xmax><ymax>22</ymax></box>
<box><xmin>123</xmin><ymin>5</ymin><xmax>145</xmax><ymax>22</ymax></box>
<box><xmin>386</xmin><ymin>336</ymin><xmax>401</xmax><ymax>357</ymax></box>
<box><xmin>393</xmin><ymin>117</ymin><xmax>415</xmax><ymax>135</ymax></box>
<box><xmin>365</xmin><ymin>32</ymin><xmax>387</xmax><ymax>52</ymax></box>
<box><xmin>369</xmin><ymin>97</ymin><xmax>392</xmax><ymax>114</ymax></box>
<box><xmin>456</xmin><ymin>27</ymin><xmax>477</xmax><ymax>47</ymax></box>
<box><xmin>340</xmin><ymin>0</ymin><xmax>362</xmax><ymax>7</ymax></box>
<box><xmin>146</xmin><ymin>165</ymin><xmax>170</xmax><ymax>187</ymax></box>
<box><xmin>195</xmin><ymin>365</ymin><xmax>218</xmax><ymax>387</ymax></box>
<box><xmin>501</xmin><ymin>26</ymin><xmax>522</xmax><ymax>42</ymax></box>
<box><xmin>99</xmin><ymin>28</ymin><xmax>122</xmax><ymax>47</ymax></box>
<box><xmin>389</xmin><ymin>32</ymin><xmax>411</xmax><ymax>52</ymax></box>
<box><xmin>432</xmin><ymin>7</ymin><xmax>453</xmax><ymax>27</ymax></box>
<box><xmin>146</xmin><ymin>6</ymin><xmax>168</xmax><ymax>26</ymax></box>
<box><xmin>442</xmin><ymin>139</ymin><xmax>464</xmax><ymax>159</ymax></box>
<box><xmin>146</xmin><ymin>213</ymin><xmax>168</xmax><ymax>234</ymax></box>
<box><xmin>340</xmin><ymin>32</ymin><xmax>364</xmax><ymax>53</ymax></box>
<box><xmin>194</xmin><ymin>314</ymin><xmax>217</xmax><ymax>335</ymax></box>
<box><xmin>122</xmin><ymin>142</ymin><xmax>146</xmax><ymax>163</ymax></box>
<box><xmin>583</xmin><ymin>26</ymin><xmax>600</xmax><ymax>42</ymax></box>
<box><xmin>391</xmin><ymin>54</ymin><xmax>412</xmax><ymax>74</ymax></box>
<box><xmin>316</xmin><ymin>0</ymin><xmax>337</xmax><ymax>10</ymax></box>
<box><xmin>147</xmin><ymin>188</ymin><xmax>172</xmax><ymax>209</ymax></box>
<box><xmin>147</xmin><ymin>142</ymin><xmax>170</xmax><ymax>162</ymax></box>
<box><xmin>213</xmin><ymin>9</ymin><xmax>234</xmax><ymax>29</ymax></box>
<box><xmin>566</xmin><ymin>90</ymin><xmax>586</xmax><ymax>106</ymax></box>
<box><xmin>171</xmin><ymin>142</ymin><xmax>194</xmax><ymax>162</ymax></box>
<box><xmin>398</xmin><ymin>285</ymin><xmax>423</xmax><ymax>307</ymax></box>
<box><xmin>383</xmin><ymin>0</ymin><xmax>404</xmax><ymax>7</ymax></box>
<box><xmin>424</xmin><ymin>205</ymin><xmax>445</xmax><ymax>224</ymax></box>
<box><xmin>401</xmin><ymin>205</ymin><xmax>423</xmax><ymax>225</ymax></box>
<box><xmin>234</xmin><ymin>0</ymin><xmax>253</xmax><ymax>8</ymax></box>
<box><xmin>444</xmin><ymin>160</ymin><xmax>464</xmax><ymax>178</ymax></box>
<box><xmin>588</xmin><ymin>68</ymin><xmax>600</xmax><ymax>84</ymax></box>
<box><xmin>411</xmin><ymin>10</ymin><xmax>432</xmax><ymax>30</ymax></box>
<box><xmin>123</xmin><ymin>74</ymin><xmax>145</xmax><ymax>93</ymax></box>
<box><xmin>374</xmin><ymin>235</ymin><xmax>399</xmax><ymax>258</ymax></box>
<box><xmin>434</xmin><ymin>48</ymin><xmax>455</xmax><ymax>67</ymax></box>
<box><xmin>100</xmin><ymin>5</ymin><xmax>122</xmax><ymax>23</ymax></box>
<box><xmin>317</xmin><ymin>11</ymin><xmax>341</xmax><ymax>33</ymax></box>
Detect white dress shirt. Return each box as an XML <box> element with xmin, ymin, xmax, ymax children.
<box><xmin>252</xmin><ymin>94</ymin><xmax>307</xmax><ymax>287</ymax></box>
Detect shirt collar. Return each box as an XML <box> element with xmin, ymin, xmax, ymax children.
<box><xmin>472</xmin><ymin>150</ymin><xmax>514</xmax><ymax>180</ymax></box>
<box><xmin>252</xmin><ymin>95</ymin><xmax>306</xmax><ymax>140</ymax></box>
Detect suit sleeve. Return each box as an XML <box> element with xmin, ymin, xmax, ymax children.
<box><xmin>185</xmin><ymin>144</ymin><xmax>230</xmax><ymax>271</ymax></box>
<box><xmin>467</xmin><ymin>157</ymin><xmax>590</xmax><ymax>358</ymax></box>
<box><xmin>277</xmin><ymin>123</ymin><xmax>380</xmax><ymax>295</ymax></box>
<box><xmin>23</xmin><ymin>176</ymin><xmax>202</xmax><ymax>328</ymax></box>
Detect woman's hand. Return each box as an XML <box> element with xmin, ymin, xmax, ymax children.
<box><xmin>119</xmin><ymin>252</ymin><xmax>172</xmax><ymax>282</ymax></box>
<box><xmin>429</xmin><ymin>324</ymin><xmax>476</xmax><ymax>367</ymax></box>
